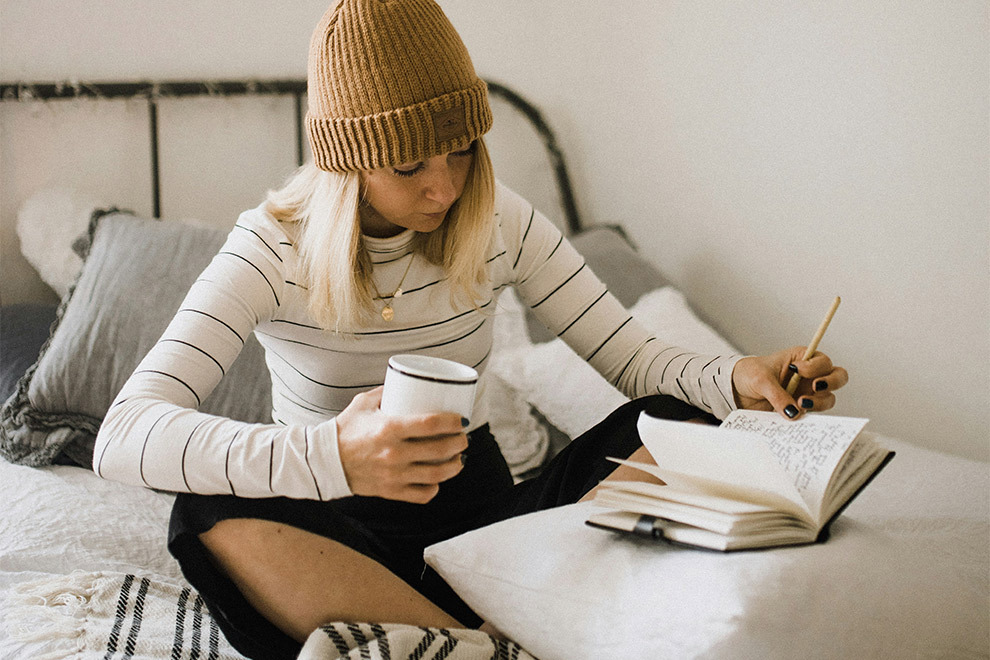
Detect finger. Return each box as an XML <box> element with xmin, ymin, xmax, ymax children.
<box><xmin>391</xmin><ymin>483</ymin><xmax>441</xmax><ymax>505</ymax></box>
<box><xmin>350</xmin><ymin>386</ymin><xmax>385</xmax><ymax>411</ymax></box>
<box><xmin>398</xmin><ymin>432</ymin><xmax>469</xmax><ymax>465</ymax></box>
<box><xmin>791</xmin><ymin>352</ymin><xmax>834</xmax><ymax>379</ymax></box>
<box><xmin>754</xmin><ymin>376</ymin><xmax>803</xmax><ymax>420</ymax></box>
<box><xmin>796</xmin><ymin>392</ymin><xmax>837</xmax><ymax>413</ymax></box>
<box><xmin>384</xmin><ymin>411</ymin><xmax>467</xmax><ymax>440</ymax></box>
<box><xmin>408</xmin><ymin>453</ymin><xmax>465</xmax><ymax>483</ymax></box>
<box><xmin>810</xmin><ymin>366</ymin><xmax>849</xmax><ymax>394</ymax></box>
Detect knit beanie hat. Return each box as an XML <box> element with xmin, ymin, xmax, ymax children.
<box><xmin>306</xmin><ymin>0</ymin><xmax>493</xmax><ymax>172</ymax></box>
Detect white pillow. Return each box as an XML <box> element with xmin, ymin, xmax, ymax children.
<box><xmin>425</xmin><ymin>437</ymin><xmax>990</xmax><ymax>660</ymax></box>
<box><xmin>489</xmin><ymin>287</ymin><xmax>739</xmax><ymax>439</ymax></box>
<box><xmin>16</xmin><ymin>188</ymin><xmax>105</xmax><ymax>298</ymax></box>
<box><xmin>485</xmin><ymin>289</ymin><xmax>548</xmax><ymax>475</ymax></box>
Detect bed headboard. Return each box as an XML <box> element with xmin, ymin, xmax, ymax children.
<box><xmin>0</xmin><ymin>78</ymin><xmax>584</xmax><ymax>305</ymax></box>
<box><xmin>0</xmin><ymin>78</ymin><xmax>581</xmax><ymax>232</ymax></box>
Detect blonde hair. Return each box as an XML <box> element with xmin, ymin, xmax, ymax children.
<box><xmin>266</xmin><ymin>139</ymin><xmax>496</xmax><ymax>331</ymax></box>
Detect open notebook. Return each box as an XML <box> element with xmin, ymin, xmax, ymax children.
<box><xmin>587</xmin><ymin>410</ymin><xmax>894</xmax><ymax>551</ymax></box>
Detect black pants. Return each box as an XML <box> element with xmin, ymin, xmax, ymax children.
<box><xmin>168</xmin><ymin>395</ymin><xmax>710</xmax><ymax>660</ymax></box>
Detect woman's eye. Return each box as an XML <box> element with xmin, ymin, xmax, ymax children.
<box><xmin>451</xmin><ymin>143</ymin><xmax>477</xmax><ymax>158</ymax></box>
<box><xmin>391</xmin><ymin>164</ymin><xmax>423</xmax><ymax>178</ymax></box>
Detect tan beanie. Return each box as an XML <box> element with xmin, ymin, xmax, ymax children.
<box><xmin>306</xmin><ymin>0</ymin><xmax>493</xmax><ymax>172</ymax></box>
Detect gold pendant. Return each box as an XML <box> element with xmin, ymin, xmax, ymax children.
<box><xmin>381</xmin><ymin>305</ymin><xmax>395</xmax><ymax>322</ymax></box>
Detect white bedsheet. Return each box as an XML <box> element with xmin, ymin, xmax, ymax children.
<box><xmin>3</xmin><ymin>437</ymin><xmax>987</xmax><ymax>659</ymax></box>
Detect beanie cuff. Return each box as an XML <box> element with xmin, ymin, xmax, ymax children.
<box><xmin>307</xmin><ymin>78</ymin><xmax>492</xmax><ymax>173</ymax></box>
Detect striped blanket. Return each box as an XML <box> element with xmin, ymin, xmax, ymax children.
<box><xmin>3</xmin><ymin>571</ymin><xmax>535</xmax><ymax>660</ymax></box>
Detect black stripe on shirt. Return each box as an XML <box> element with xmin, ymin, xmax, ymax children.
<box><xmin>261</xmin><ymin>332</ymin><xmax>352</xmax><ymax>354</ymax></box>
<box><xmin>265</xmin><ymin>346</ymin><xmax>380</xmax><ymax>391</ymax></box>
<box><xmin>643</xmin><ymin>346</ymin><xmax>678</xmax><ymax>392</ymax></box>
<box><xmin>178</xmin><ymin>309</ymin><xmax>245</xmax><ymax>344</ymax></box>
<box><xmin>614</xmin><ymin>337</ymin><xmax>655</xmax><ymax>388</ymax></box>
<box><xmin>714</xmin><ymin>373</ymin><xmax>733</xmax><ymax>411</ymax></box>
<box><xmin>269</xmin><ymin>317</ymin><xmax>321</xmax><ymax>331</ymax></box>
<box><xmin>304</xmin><ymin>428</ymin><xmax>323</xmax><ymax>500</ymax></box>
<box><xmin>234</xmin><ymin>224</ymin><xmax>283</xmax><ymax>263</ymax></box>
<box><xmin>268</xmin><ymin>439</ymin><xmax>275</xmax><ymax>493</ymax></box>
<box><xmin>516</xmin><ymin>234</ymin><xmax>564</xmax><ymax>287</ymax></box>
<box><xmin>224</xmin><ymin>428</ymin><xmax>245</xmax><ymax>497</ymax></box>
<box><xmin>353</xmin><ymin>298</ymin><xmax>495</xmax><ymax>337</ymax></box>
<box><xmin>134</xmin><ymin>370</ymin><xmax>201</xmax><ymax>407</ymax></box>
<box><xmin>679</xmin><ymin>355</ymin><xmax>701</xmax><ymax>378</ymax></box>
<box><xmin>180</xmin><ymin>419</ymin><xmax>211</xmax><ymax>492</ymax></box>
<box><xmin>660</xmin><ymin>352</ymin><xmax>690</xmax><ymax>385</ymax></box>
<box><xmin>268</xmin><ymin>366</ymin><xmax>350</xmax><ymax>414</ymax></box>
<box><xmin>531</xmin><ymin>263</ymin><xmax>587</xmax><ymax>308</ymax></box>
<box><xmin>389</xmin><ymin>275</ymin><xmax>445</xmax><ymax>298</ymax></box>
<box><xmin>696</xmin><ymin>377</ymin><xmax>709</xmax><ymax>410</ymax></box>
<box><xmin>674</xmin><ymin>378</ymin><xmax>693</xmax><ymax>406</ymax></box>
<box><xmin>366</xmin><ymin>243</ymin><xmax>412</xmax><ymax>256</ymax></box>
<box><xmin>138</xmin><ymin>408</ymin><xmax>175</xmax><ymax>488</ymax></box>
<box><xmin>418</xmin><ymin>319</ymin><xmax>487</xmax><ymax>351</ymax></box>
<box><xmin>512</xmin><ymin>207</ymin><xmax>536</xmax><ymax>269</ymax></box>
<box><xmin>218</xmin><ymin>251</ymin><xmax>280</xmax><ymax>307</ymax></box>
<box><xmin>469</xmin><ymin>345</ymin><xmax>493</xmax><ymax>371</ymax></box>
<box><xmin>369</xmin><ymin>251</ymin><xmax>414</xmax><ymax>266</ymax></box>
<box><xmin>159</xmin><ymin>338</ymin><xmax>225</xmax><ymax>376</ymax></box>
<box><xmin>486</xmin><ymin>249</ymin><xmax>507</xmax><ymax>264</ymax></box>
<box><xmin>557</xmin><ymin>290</ymin><xmax>608</xmax><ymax>337</ymax></box>
<box><xmin>586</xmin><ymin>317</ymin><xmax>633</xmax><ymax>363</ymax></box>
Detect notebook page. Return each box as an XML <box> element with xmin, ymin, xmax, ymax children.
<box><xmin>637</xmin><ymin>413</ymin><xmax>810</xmax><ymax>517</ymax></box>
<box><xmin>721</xmin><ymin>410</ymin><xmax>869</xmax><ymax>518</ymax></box>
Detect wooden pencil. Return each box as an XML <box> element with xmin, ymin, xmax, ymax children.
<box><xmin>786</xmin><ymin>296</ymin><xmax>841</xmax><ymax>395</ymax></box>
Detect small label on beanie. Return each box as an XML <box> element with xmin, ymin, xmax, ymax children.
<box><xmin>432</xmin><ymin>105</ymin><xmax>467</xmax><ymax>143</ymax></box>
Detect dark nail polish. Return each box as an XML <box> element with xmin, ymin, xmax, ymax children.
<box><xmin>815</xmin><ymin>380</ymin><xmax>828</xmax><ymax>392</ymax></box>
<box><xmin>461</xmin><ymin>417</ymin><xmax>470</xmax><ymax>427</ymax></box>
<box><xmin>784</xmin><ymin>405</ymin><xmax>799</xmax><ymax>419</ymax></box>
<box><xmin>788</xmin><ymin>363</ymin><xmax>799</xmax><ymax>373</ymax></box>
<box><xmin>801</xmin><ymin>398</ymin><xmax>814</xmax><ymax>409</ymax></box>
<box><xmin>460</xmin><ymin>453</ymin><xmax>467</xmax><ymax>466</ymax></box>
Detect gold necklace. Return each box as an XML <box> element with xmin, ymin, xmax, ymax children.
<box><xmin>370</xmin><ymin>253</ymin><xmax>415</xmax><ymax>322</ymax></box>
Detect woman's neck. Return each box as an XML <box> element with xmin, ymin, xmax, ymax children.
<box><xmin>358</xmin><ymin>202</ymin><xmax>405</xmax><ymax>238</ymax></box>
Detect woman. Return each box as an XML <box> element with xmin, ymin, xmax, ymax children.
<box><xmin>93</xmin><ymin>1</ymin><xmax>847</xmax><ymax>657</ymax></box>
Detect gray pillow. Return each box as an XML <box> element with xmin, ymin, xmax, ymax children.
<box><xmin>0</xmin><ymin>212</ymin><xmax>272</xmax><ymax>468</ymax></box>
<box><xmin>525</xmin><ymin>225</ymin><xmax>669</xmax><ymax>343</ymax></box>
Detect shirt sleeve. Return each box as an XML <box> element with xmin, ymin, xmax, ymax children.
<box><xmin>92</xmin><ymin>212</ymin><xmax>352</xmax><ymax>500</ymax></box>
<box><xmin>501</xmin><ymin>188</ymin><xmax>742</xmax><ymax>419</ymax></box>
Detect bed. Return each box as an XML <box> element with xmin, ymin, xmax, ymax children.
<box><xmin>1</xmin><ymin>78</ymin><xmax>987</xmax><ymax>660</ymax></box>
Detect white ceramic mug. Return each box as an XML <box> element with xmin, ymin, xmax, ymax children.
<box><xmin>380</xmin><ymin>354</ymin><xmax>478</xmax><ymax>421</ymax></box>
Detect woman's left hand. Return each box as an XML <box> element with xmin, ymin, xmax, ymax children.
<box><xmin>732</xmin><ymin>347</ymin><xmax>849</xmax><ymax>419</ymax></box>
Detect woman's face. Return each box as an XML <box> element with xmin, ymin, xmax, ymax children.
<box><xmin>358</xmin><ymin>144</ymin><xmax>475</xmax><ymax>238</ymax></box>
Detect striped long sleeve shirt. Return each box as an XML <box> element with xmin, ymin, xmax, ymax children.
<box><xmin>93</xmin><ymin>182</ymin><xmax>741</xmax><ymax>500</ymax></box>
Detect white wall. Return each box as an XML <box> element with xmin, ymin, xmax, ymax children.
<box><xmin>2</xmin><ymin>0</ymin><xmax>986</xmax><ymax>461</ymax></box>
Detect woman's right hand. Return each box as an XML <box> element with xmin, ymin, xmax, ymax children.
<box><xmin>334</xmin><ymin>386</ymin><xmax>468</xmax><ymax>503</ymax></box>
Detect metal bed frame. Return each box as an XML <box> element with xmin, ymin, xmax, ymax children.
<box><xmin>0</xmin><ymin>79</ymin><xmax>581</xmax><ymax>233</ymax></box>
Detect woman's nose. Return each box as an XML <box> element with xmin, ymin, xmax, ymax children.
<box><xmin>423</xmin><ymin>165</ymin><xmax>458</xmax><ymax>206</ymax></box>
